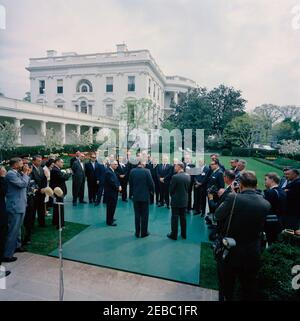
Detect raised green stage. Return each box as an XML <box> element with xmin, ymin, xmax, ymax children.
<box><xmin>50</xmin><ymin>189</ymin><xmax>210</xmax><ymax>286</ymax></box>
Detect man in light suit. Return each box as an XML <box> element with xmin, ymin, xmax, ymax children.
<box><xmin>3</xmin><ymin>158</ymin><xmax>30</xmax><ymax>262</ymax></box>
<box><xmin>71</xmin><ymin>153</ymin><xmax>86</xmax><ymax>206</ymax></box>
<box><xmin>129</xmin><ymin>160</ymin><xmax>154</xmax><ymax>238</ymax></box>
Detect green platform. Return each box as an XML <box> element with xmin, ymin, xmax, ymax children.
<box><xmin>50</xmin><ymin>183</ymin><xmax>210</xmax><ymax>286</ymax></box>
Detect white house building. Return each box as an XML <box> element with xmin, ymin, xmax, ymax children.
<box><xmin>0</xmin><ymin>44</ymin><xmax>197</xmax><ymax>146</ymax></box>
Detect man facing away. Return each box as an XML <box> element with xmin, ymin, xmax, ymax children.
<box><xmin>104</xmin><ymin>160</ymin><xmax>121</xmax><ymax>226</ymax></box>
<box><xmin>3</xmin><ymin>158</ymin><xmax>30</xmax><ymax>262</ymax></box>
<box><xmin>129</xmin><ymin>161</ymin><xmax>154</xmax><ymax>238</ymax></box>
<box><xmin>167</xmin><ymin>161</ymin><xmax>191</xmax><ymax>241</ymax></box>
<box><xmin>71</xmin><ymin>153</ymin><xmax>86</xmax><ymax>206</ymax></box>
<box><xmin>214</xmin><ymin>171</ymin><xmax>270</xmax><ymax>301</ymax></box>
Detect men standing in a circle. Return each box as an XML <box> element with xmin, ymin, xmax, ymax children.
<box><xmin>129</xmin><ymin>161</ymin><xmax>154</xmax><ymax>238</ymax></box>
<box><xmin>104</xmin><ymin>160</ymin><xmax>121</xmax><ymax>226</ymax></box>
<box><xmin>167</xmin><ymin>161</ymin><xmax>191</xmax><ymax>240</ymax></box>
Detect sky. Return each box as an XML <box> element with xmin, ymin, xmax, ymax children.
<box><xmin>0</xmin><ymin>0</ymin><xmax>300</xmax><ymax>110</ymax></box>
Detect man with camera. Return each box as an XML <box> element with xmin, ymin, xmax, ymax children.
<box><xmin>214</xmin><ymin>171</ymin><xmax>270</xmax><ymax>301</ymax></box>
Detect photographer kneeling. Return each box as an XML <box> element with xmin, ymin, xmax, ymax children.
<box><xmin>214</xmin><ymin>171</ymin><xmax>270</xmax><ymax>301</ymax></box>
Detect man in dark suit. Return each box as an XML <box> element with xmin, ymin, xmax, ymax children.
<box><xmin>284</xmin><ymin>169</ymin><xmax>300</xmax><ymax>230</ymax></box>
<box><xmin>0</xmin><ymin>166</ymin><xmax>11</xmax><ymax>278</ymax></box>
<box><xmin>50</xmin><ymin>158</ymin><xmax>72</xmax><ymax>229</ymax></box>
<box><xmin>104</xmin><ymin>160</ymin><xmax>121</xmax><ymax>226</ymax></box>
<box><xmin>183</xmin><ymin>154</ymin><xmax>196</xmax><ymax>214</ymax></box>
<box><xmin>31</xmin><ymin>155</ymin><xmax>47</xmax><ymax>227</ymax></box>
<box><xmin>116</xmin><ymin>156</ymin><xmax>129</xmax><ymax>202</ymax></box>
<box><xmin>167</xmin><ymin>161</ymin><xmax>191</xmax><ymax>240</ymax></box>
<box><xmin>85</xmin><ymin>153</ymin><xmax>106</xmax><ymax>205</ymax></box>
<box><xmin>70</xmin><ymin>151</ymin><xmax>81</xmax><ymax>168</ymax></box>
<box><xmin>214</xmin><ymin>171</ymin><xmax>270</xmax><ymax>301</ymax></box>
<box><xmin>71</xmin><ymin>153</ymin><xmax>86</xmax><ymax>206</ymax></box>
<box><xmin>157</xmin><ymin>155</ymin><xmax>172</xmax><ymax>208</ymax></box>
<box><xmin>193</xmin><ymin>160</ymin><xmax>210</xmax><ymax>216</ymax></box>
<box><xmin>129</xmin><ymin>161</ymin><xmax>154</xmax><ymax>238</ymax></box>
<box><xmin>207</xmin><ymin>160</ymin><xmax>225</xmax><ymax>213</ymax></box>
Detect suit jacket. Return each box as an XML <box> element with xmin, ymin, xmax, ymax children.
<box><xmin>0</xmin><ymin>177</ymin><xmax>7</xmax><ymax>221</ymax></box>
<box><xmin>170</xmin><ymin>171</ymin><xmax>191</xmax><ymax>208</ymax></box>
<box><xmin>116</xmin><ymin>162</ymin><xmax>129</xmax><ymax>180</ymax></box>
<box><xmin>85</xmin><ymin>161</ymin><xmax>106</xmax><ymax>185</ymax></box>
<box><xmin>194</xmin><ymin>165</ymin><xmax>210</xmax><ymax>186</ymax></box>
<box><xmin>72</xmin><ymin>159</ymin><xmax>85</xmax><ymax>181</ymax></box>
<box><xmin>157</xmin><ymin>164</ymin><xmax>172</xmax><ymax>184</ymax></box>
<box><xmin>148</xmin><ymin>163</ymin><xmax>159</xmax><ymax>184</ymax></box>
<box><xmin>263</xmin><ymin>187</ymin><xmax>287</xmax><ymax>216</ymax></box>
<box><xmin>285</xmin><ymin>178</ymin><xmax>300</xmax><ymax>217</ymax></box>
<box><xmin>207</xmin><ymin>168</ymin><xmax>225</xmax><ymax>192</ymax></box>
<box><xmin>129</xmin><ymin>167</ymin><xmax>154</xmax><ymax>202</ymax></box>
<box><xmin>50</xmin><ymin>165</ymin><xmax>71</xmax><ymax>196</ymax></box>
<box><xmin>31</xmin><ymin>165</ymin><xmax>47</xmax><ymax>191</ymax></box>
<box><xmin>215</xmin><ymin>190</ymin><xmax>271</xmax><ymax>260</ymax></box>
<box><xmin>104</xmin><ymin>168</ymin><xmax>120</xmax><ymax>198</ymax></box>
<box><xmin>208</xmin><ymin>185</ymin><xmax>233</xmax><ymax>213</ymax></box>
<box><xmin>5</xmin><ymin>170</ymin><xmax>30</xmax><ymax>214</ymax></box>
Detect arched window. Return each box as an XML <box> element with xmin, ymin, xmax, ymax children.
<box><xmin>76</xmin><ymin>79</ymin><xmax>93</xmax><ymax>93</ymax></box>
<box><xmin>80</xmin><ymin>101</ymin><xmax>88</xmax><ymax>114</ymax></box>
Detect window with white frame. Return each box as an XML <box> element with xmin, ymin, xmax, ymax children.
<box><xmin>76</xmin><ymin>79</ymin><xmax>93</xmax><ymax>93</ymax></box>
<box><xmin>106</xmin><ymin>77</ymin><xmax>113</xmax><ymax>92</ymax></box>
<box><xmin>128</xmin><ymin>76</ymin><xmax>135</xmax><ymax>92</ymax></box>
<box><xmin>57</xmin><ymin>104</ymin><xmax>64</xmax><ymax>109</ymax></box>
<box><xmin>106</xmin><ymin>104</ymin><xmax>113</xmax><ymax>117</ymax></box>
<box><xmin>39</xmin><ymin>80</ymin><xmax>45</xmax><ymax>94</ymax></box>
<box><xmin>80</xmin><ymin>101</ymin><xmax>88</xmax><ymax>114</ymax></box>
<box><xmin>57</xmin><ymin>79</ymin><xmax>63</xmax><ymax>94</ymax></box>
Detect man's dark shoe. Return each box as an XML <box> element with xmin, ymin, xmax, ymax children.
<box><xmin>107</xmin><ymin>223</ymin><xmax>117</xmax><ymax>227</ymax></box>
<box><xmin>122</xmin><ymin>199</ymin><xmax>128</xmax><ymax>202</ymax></box>
<box><xmin>94</xmin><ymin>202</ymin><xmax>100</xmax><ymax>207</ymax></box>
<box><xmin>166</xmin><ymin>206</ymin><xmax>170</xmax><ymax>209</ymax></box>
<box><xmin>167</xmin><ymin>233</ymin><xmax>177</xmax><ymax>240</ymax></box>
<box><xmin>158</xmin><ymin>203</ymin><xmax>163</xmax><ymax>207</ymax></box>
<box><xmin>0</xmin><ymin>270</ymin><xmax>11</xmax><ymax>279</ymax></box>
<box><xmin>135</xmin><ymin>233</ymin><xmax>140</xmax><ymax>238</ymax></box>
<box><xmin>181</xmin><ymin>234</ymin><xmax>187</xmax><ymax>240</ymax></box>
<box><xmin>1</xmin><ymin>257</ymin><xmax>17</xmax><ymax>263</ymax></box>
<box><xmin>201</xmin><ymin>212</ymin><xmax>206</xmax><ymax>217</ymax></box>
<box><xmin>194</xmin><ymin>211</ymin><xmax>201</xmax><ymax>215</ymax></box>
<box><xmin>79</xmin><ymin>201</ymin><xmax>87</xmax><ymax>204</ymax></box>
<box><xmin>15</xmin><ymin>246</ymin><xmax>27</xmax><ymax>253</ymax></box>
<box><xmin>73</xmin><ymin>202</ymin><xmax>77</xmax><ymax>207</ymax></box>
<box><xmin>141</xmin><ymin>233</ymin><xmax>150</xmax><ymax>238</ymax></box>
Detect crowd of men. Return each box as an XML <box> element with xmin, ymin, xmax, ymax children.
<box><xmin>0</xmin><ymin>150</ymin><xmax>299</xmax><ymax>301</ymax></box>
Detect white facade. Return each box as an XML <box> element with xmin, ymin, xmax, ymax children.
<box><xmin>27</xmin><ymin>44</ymin><xmax>197</xmax><ymax>123</ymax></box>
<box><xmin>0</xmin><ymin>44</ymin><xmax>197</xmax><ymax>146</ymax></box>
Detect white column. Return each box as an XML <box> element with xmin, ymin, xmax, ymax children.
<box><xmin>174</xmin><ymin>91</ymin><xmax>179</xmax><ymax>105</ymax></box>
<box><xmin>76</xmin><ymin>124</ymin><xmax>81</xmax><ymax>136</ymax></box>
<box><xmin>14</xmin><ymin>118</ymin><xmax>22</xmax><ymax>144</ymax></box>
<box><xmin>40</xmin><ymin>121</ymin><xmax>47</xmax><ymax>137</ymax></box>
<box><xmin>61</xmin><ymin>123</ymin><xmax>66</xmax><ymax>145</ymax></box>
<box><xmin>89</xmin><ymin>126</ymin><xmax>93</xmax><ymax>143</ymax></box>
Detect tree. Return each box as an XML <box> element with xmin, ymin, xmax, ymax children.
<box><xmin>223</xmin><ymin>114</ymin><xmax>261</xmax><ymax>148</ymax></box>
<box><xmin>278</xmin><ymin>105</ymin><xmax>300</xmax><ymax>121</ymax></box>
<box><xmin>70</xmin><ymin>130</ymin><xmax>94</xmax><ymax>147</ymax></box>
<box><xmin>23</xmin><ymin>92</ymin><xmax>31</xmax><ymax>102</ymax></box>
<box><xmin>272</xmin><ymin>118</ymin><xmax>300</xmax><ymax>142</ymax></box>
<box><xmin>206</xmin><ymin>84</ymin><xmax>246</xmax><ymax>136</ymax></box>
<box><xmin>279</xmin><ymin>140</ymin><xmax>300</xmax><ymax>159</ymax></box>
<box><xmin>253</xmin><ymin>104</ymin><xmax>282</xmax><ymax>125</ymax></box>
<box><xmin>162</xmin><ymin>87</ymin><xmax>214</xmax><ymax>137</ymax></box>
<box><xmin>0</xmin><ymin>121</ymin><xmax>22</xmax><ymax>160</ymax></box>
<box><xmin>41</xmin><ymin>128</ymin><xmax>63</xmax><ymax>152</ymax></box>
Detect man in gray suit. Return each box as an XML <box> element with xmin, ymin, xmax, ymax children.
<box><xmin>168</xmin><ymin>161</ymin><xmax>191</xmax><ymax>240</ymax></box>
<box><xmin>129</xmin><ymin>160</ymin><xmax>154</xmax><ymax>238</ymax></box>
<box><xmin>71</xmin><ymin>153</ymin><xmax>86</xmax><ymax>206</ymax></box>
<box><xmin>2</xmin><ymin>158</ymin><xmax>30</xmax><ymax>262</ymax></box>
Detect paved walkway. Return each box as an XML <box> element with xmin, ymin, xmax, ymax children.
<box><xmin>0</xmin><ymin>253</ymin><xmax>218</xmax><ymax>301</ymax></box>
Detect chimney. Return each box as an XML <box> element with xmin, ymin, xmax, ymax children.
<box><xmin>116</xmin><ymin>43</ymin><xmax>128</xmax><ymax>53</ymax></box>
<box><xmin>47</xmin><ymin>50</ymin><xmax>57</xmax><ymax>57</ymax></box>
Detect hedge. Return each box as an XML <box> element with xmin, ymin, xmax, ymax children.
<box><xmin>231</xmin><ymin>147</ymin><xmax>279</xmax><ymax>158</ymax></box>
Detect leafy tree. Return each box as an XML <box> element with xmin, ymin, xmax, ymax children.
<box><xmin>41</xmin><ymin>128</ymin><xmax>63</xmax><ymax>152</ymax></box>
<box><xmin>162</xmin><ymin>87</ymin><xmax>214</xmax><ymax>137</ymax></box>
<box><xmin>253</xmin><ymin>104</ymin><xmax>282</xmax><ymax>125</ymax></box>
<box><xmin>23</xmin><ymin>92</ymin><xmax>31</xmax><ymax>102</ymax></box>
<box><xmin>70</xmin><ymin>130</ymin><xmax>94</xmax><ymax>147</ymax></box>
<box><xmin>278</xmin><ymin>105</ymin><xmax>300</xmax><ymax>121</ymax></box>
<box><xmin>223</xmin><ymin>114</ymin><xmax>261</xmax><ymax>148</ymax></box>
<box><xmin>0</xmin><ymin>121</ymin><xmax>22</xmax><ymax>160</ymax></box>
<box><xmin>272</xmin><ymin>118</ymin><xmax>300</xmax><ymax>142</ymax></box>
<box><xmin>206</xmin><ymin>84</ymin><xmax>246</xmax><ymax>136</ymax></box>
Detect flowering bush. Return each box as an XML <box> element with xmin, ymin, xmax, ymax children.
<box><xmin>279</xmin><ymin>140</ymin><xmax>300</xmax><ymax>159</ymax></box>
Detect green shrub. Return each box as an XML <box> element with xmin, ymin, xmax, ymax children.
<box><xmin>221</xmin><ymin>148</ymin><xmax>231</xmax><ymax>156</ymax></box>
<box><xmin>258</xmin><ymin>243</ymin><xmax>300</xmax><ymax>301</ymax></box>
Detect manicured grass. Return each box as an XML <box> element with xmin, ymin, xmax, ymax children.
<box><xmin>25</xmin><ymin>216</ymin><xmax>89</xmax><ymax>256</ymax></box>
<box><xmin>199</xmin><ymin>242</ymin><xmax>218</xmax><ymax>290</ymax></box>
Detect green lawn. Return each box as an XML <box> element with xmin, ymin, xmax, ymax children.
<box><xmin>200</xmin><ymin>242</ymin><xmax>218</xmax><ymax>290</ymax></box>
<box><xmin>25</xmin><ymin>216</ymin><xmax>89</xmax><ymax>256</ymax></box>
